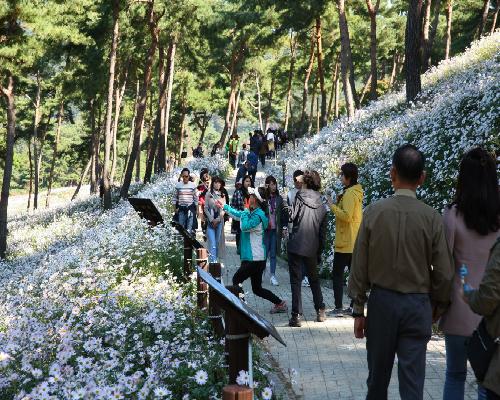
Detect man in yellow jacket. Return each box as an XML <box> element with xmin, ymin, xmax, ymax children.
<box><xmin>327</xmin><ymin>162</ymin><xmax>364</xmax><ymax>316</ymax></box>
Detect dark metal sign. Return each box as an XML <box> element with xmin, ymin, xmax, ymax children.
<box><xmin>197</xmin><ymin>266</ymin><xmax>286</xmax><ymax>346</ymax></box>
<box><xmin>128</xmin><ymin>198</ymin><xmax>164</xmax><ymax>225</ymax></box>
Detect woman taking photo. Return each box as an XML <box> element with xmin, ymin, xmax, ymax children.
<box><xmin>217</xmin><ymin>187</ymin><xmax>287</xmax><ymax>314</ymax></box>
<box><xmin>231</xmin><ymin>175</ymin><xmax>253</xmax><ymax>254</ymax></box>
<box><xmin>439</xmin><ymin>148</ymin><xmax>499</xmax><ymax>400</ymax></box>
<box><xmin>204</xmin><ymin>176</ymin><xmax>228</xmax><ymax>263</ymax></box>
<box><xmin>327</xmin><ymin>162</ymin><xmax>364</xmax><ymax>316</ymax></box>
<box><xmin>264</xmin><ymin>175</ymin><xmax>287</xmax><ymax>286</ymax></box>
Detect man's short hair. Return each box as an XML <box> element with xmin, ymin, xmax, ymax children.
<box><xmin>293</xmin><ymin>170</ymin><xmax>304</xmax><ymax>179</ymax></box>
<box><xmin>341</xmin><ymin>162</ymin><xmax>358</xmax><ymax>185</ymax></box>
<box><xmin>392</xmin><ymin>144</ymin><xmax>425</xmax><ymax>183</ymax></box>
<box><xmin>242</xmin><ymin>143</ymin><xmax>247</xmax><ymax>149</ymax></box>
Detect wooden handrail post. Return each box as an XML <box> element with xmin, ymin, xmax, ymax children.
<box><xmin>183</xmin><ymin>236</ymin><xmax>193</xmax><ymax>279</ymax></box>
<box><xmin>208</xmin><ymin>262</ymin><xmax>224</xmax><ymax>336</ymax></box>
<box><xmin>196</xmin><ymin>248</ymin><xmax>209</xmax><ymax>310</ymax></box>
<box><xmin>222</xmin><ymin>385</ymin><xmax>253</xmax><ymax>400</ymax></box>
<box><xmin>225</xmin><ymin>285</ymin><xmax>250</xmax><ymax>385</ymax></box>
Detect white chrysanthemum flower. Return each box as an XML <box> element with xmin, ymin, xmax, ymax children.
<box><xmin>194</xmin><ymin>369</ymin><xmax>208</xmax><ymax>385</ymax></box>
<box><xmin>154</xmin><ymin>387</ymin><xmax>171</xmax><ymax>397</ymax></box>
<box><xmin>261</xmin><ymin>387</ymin><xmax>273</xmax><ymax>400</ymax></box>
<box><xmin>236</xmin><ymin>370</ymin><xmax>249</xmax><ymax>386</ymax></box>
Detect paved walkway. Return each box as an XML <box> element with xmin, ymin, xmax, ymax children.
<box><xmin>218</xmin><ymin>170</ymin><xmax>478</xmax><ymax>400</ymax></box>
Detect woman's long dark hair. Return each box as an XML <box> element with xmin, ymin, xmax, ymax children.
<box><xmin>451</xmin><ymin>147</ymin><xmax>499</xmax><ymax>235</ymax></box>
<box><xmin>264</xmin><ymin>175</ymin><xmax>280</xmax><ymax>199</ymax></box>
<box><xmin>241</xmin><ymin>175</ymin><xmax>253</xmax><ymax>198</ymax></box>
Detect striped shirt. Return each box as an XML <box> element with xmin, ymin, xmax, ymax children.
<box><xmin>174</xmin><ymin>181</ymin><xmax>198</xmax><ymax>207</ymax></box>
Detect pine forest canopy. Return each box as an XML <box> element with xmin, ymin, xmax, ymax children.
<box><xmin>0</xmin><ymin>0</ymin><xmax>498</xmax><ymax>254</ymax></box>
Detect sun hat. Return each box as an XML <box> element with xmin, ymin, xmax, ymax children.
<box><xmin>247</xmin><ymin>187</ymin><xmax>264</xmax><ymax>203</ymax></box>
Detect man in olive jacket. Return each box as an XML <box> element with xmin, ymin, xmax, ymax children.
<box><xmin>348</xmin><ymin>144</ymin><xmax>454</xmax><ymax>400</ymax></box>
<box><xmin>464</xmin><ymin>237</ymin><xmax>500</xmax><ymax>398</ymax></box>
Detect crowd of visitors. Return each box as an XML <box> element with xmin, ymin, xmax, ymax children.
<box><xmin>173</xmin><ymin>143</ymin><xmax>499</xmax><ymax>400</ymax></box>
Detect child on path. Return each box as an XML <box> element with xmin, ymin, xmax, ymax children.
<box><xmin>204</xmin><ymin>177</ymin><xmax>227</xmax><ymax>263</ymax></box>
<box><xmin>216</xmin><ymin>187</ymin><xmax>287</xmax><ymax>314</ymax></box>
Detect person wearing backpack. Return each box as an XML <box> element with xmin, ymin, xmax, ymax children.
<box><xmin>216</xmin><ymin>187</ymin><xmax>287</xmax><ymax>314</ymax></box>
<box><xmin>237</xmin><ymin>143</ymin><xmax>249</xmax><ymax>168</ymax></box>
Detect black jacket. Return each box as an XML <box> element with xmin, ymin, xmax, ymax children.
<box><xmin>287</xmin><ymin>189</ymin><xmax>327</xmax><ymax>259</ymax></box>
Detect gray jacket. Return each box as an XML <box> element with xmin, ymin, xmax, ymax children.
<box><xmin>287</xmin><ymin>189</ymin><xmax>327</xmax><ymax>259</ymax></box>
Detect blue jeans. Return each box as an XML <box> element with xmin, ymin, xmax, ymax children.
<box><xmin>178</xmin><ymin>208</ymin><xmax>194</xmax><ymax>233</ymax></box>
<box><xmin>444</xmin><ymin>334</ymin><xmax>487</xmax><ymax>400</ymax></box>
<box><xmin>264</xmin><ymin>229</ymin><xmax>277</xmax><ymax>275</ymax></box>
<box><xmin>207</xmin><ymin>221</ymin><xmax>223</xmax><ymax>263</ymax></box>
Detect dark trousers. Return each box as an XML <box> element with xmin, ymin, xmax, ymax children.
<box><xmin>233</xmin><ymin>260</ymin><xmax>281</xmax><ymax>305</ymax></box>
<box><xmin>229</xmin><ymin>153</ymin><xmax>236</xmax><ymax>168</ymax></box>
<box><xmin>487</xmin><ymin>389</ymin><xmax>500</xmax><ymax>400</ymax></box>
<box><xmin>259</xmin><ymin>154</ymin><xmax>266</xmax><ymax>167</ymax></box>
<box><xmin>288</xmin><ymin>251</ymin><xmax>325</xmax><ymax>316</ymax></box>
<box><xmin>332</xmin><ymin>252</ymin><xmax>352</xmax><ymax>309</ymax></box>
<box><xmin>365</xmin><ymin>286</ymin><xmax>432</xmax><ymax>400</ymax></box>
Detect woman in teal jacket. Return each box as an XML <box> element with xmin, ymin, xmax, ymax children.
<box><xmin>216</xmin><ymin>188</ymin><xmax>287</xmax><ymax>314</ymax></box>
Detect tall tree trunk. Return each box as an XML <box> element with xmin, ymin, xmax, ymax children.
<box><xmin>445</xmin><ymin>0</ymin><xmax>453</xmax><ymax>60</ymax></box>
<box><xmin>389</xmin><ymin>52</ymin><xmax>399</xmax><ymax>87</ymax></box>
<box><xmin>219</xmin><ymin>41</ymin><xmax>245</xmax><ymax>145</ymax></box>
<box><xmin>121</xmin><ymin>1</ymin><xmax>158</xmax><ymax>198</ymax></box>
<box><xmin>366</xmin><ymin>0</ymin><xmax>381</xmax><ymax>101</ymax></box>
<box><xmin>72</xmin><ymin>157</ymin><xmax>92</xmax><ymax>201</ymax></box>
<box><xmin>89</xmin><ymin>98</ymin><xmax>98</xmax><ymax>193</ymax></box>
<box><xmin>300</xmin><ymin>29</ymin><xmax>316</xmax><ymax>131</ymax></box>
<box><xmin>121</xmin><ymin>80</ymin><xmax>139</xmax><ymax>185</ymax></box>
<box><xmin>27</xmin><ymin>134</ymin><xmax>33</xmax><ymax>210</ymax></box>
<box><xmin>334</xmin><ymin>71</ymin><xmax>340</xmax><ymax>119</ymax></box>
<box><xmin>284</xmin><ymin>31</ymin><xmax>296</xmax><ymax>132</ymax></box>
<box><xmin>111</xmin><ymin>65</ymin><xmax>128</xmax><ymax>185</ymax></box>
<box><xmin>337</xmin><ymin>0</ymin><xmax>360</xmax><ymax>117</ymax></box>
<box><xmin>46</xmin><ymin>100</ymin><xmax>64</xmax><ymax>208</ymax></box>
<box><xmin>102</xmin><ymin>0</ymin><xmax>119</xmax><ymax>209</ymax></box>
<box><xmin>135</xmin><ymin>113</ymin><xmax>145</xmax><ymax>182</ymax></box>
<box><xmin>255</xmin><ymin>74</ymin><xmax>264</xmax><ymax>132</ymax></box>
<box><xmin>178</xmin><ymin>85</ymin><xmax>188</xmax><ymax>161</ymax></box>
<box><xmin>230</xmin><ymin>77</ymin><xmax>243</xmax><ymax>137</ymax></box>
<box><xmin>420</xmin><ymin>0</ymin><xmax>432</xmax><ymax>71</ymax></box>
<box><xmin>315</xmin><ymin>16</ymin><xmax>327</xmax><ymax>128</ymax></box>
<box><xmin>405</xmin><ymin>0</ymin><xmax>424</xmax><ymax>102</ymax></box>
<box><xmin>423</xmin><ymin>0</ymin><xmax>442</xmax><ymax>70</ymax></box>
<box><xmin>490</xmin><ymin>1</ymin><xmax>499</xmax><ymax>33</ymax></box>
<box><xmin>307</xmin><ymin>75</ymin><xmax>318</xmax><ymax>134</ymax></box>
<box><xmin>477</xmin><ymin>0</ymin><xmax>490</xmax><ymax>38</ymax></box>
<box><xmin>32</xmin><ymin>72</ymin><xmax>42</xmax><ymax>210</ymax></box>
<box><xmin>145</xmin><ymin>45</ymin><xmax>167</xmax><ymax>183</ymax></box>
<box><xmin>327</xmin><ymin>53</ymin><xmax>340</xmax><ymax>121</ymax></box>
<box><xmin>0</xmin><ymin>75</ymin><xmax>16</xmax><ymax>258</ymax></box>
<box><xmin>158</xmin><ymin>37</ymin><xmax>176</xmax><ymax>173</ymax></box>
<box><xmin>359</xmin><ymin>74</ymin><xmax>372</xmax><ymax>104</ymax></box>
<box><xmin>264</xmin><ymin>75</ymin><xmax>275</xmax><ymax>132</ymax></box>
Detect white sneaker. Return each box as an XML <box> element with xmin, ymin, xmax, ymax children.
<box><xmin>301</xmin><ymin>277</ymin><xmax>310</xmax><ymax>287</ymax></box>
<box><xmin>270</xmin><ymin>275</ymin><xmax>279</xmax><ymax>286</ymax></box>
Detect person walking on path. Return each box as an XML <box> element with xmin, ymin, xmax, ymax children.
<box><xmin>237</xmin><ymin>143</ymin><xmax>249</xmax><ymax>168</ymax></box>
<box><xmin>246</xmin><ymin>150</ymin><xmax>258</xmax><ymax>185</ymax></box>
<box><xmin>327</xmin><ymin>162</ymin><xmax>364</xmax><ymax>317</ymax></box>
<box><xmin>287</xmin><ymin>170</ymin><xmax>327</xmax><ymax>327</ymax></box>
<box><xmin>286</xmin><ymin>170</ymin><xmax>309</xmax><ymax>287</ymax></box>
<box><xmin>462</xmin><ymin>237</ymin><xmax>500</xmax><ymax>400</ymax></box>
<box><xmin>258</xmin><ymin>134</ymin><xmax>268</xmax><ymax>167</ymax></box>
<box><xmin>266</xmin><ymin>128</ymin><xmax>275</xmax><ymax>159</ymax></box>
<box><xmin>264</xmin><ymin>175</ymin><xmax>288</xmax><ymax>286</ymax></box>
<box><xmin>250</xmin><ymin>130</ymin><xmax>262</xmax><ymax>154</ymax></box>
<box><xmin>231</xmin><ymin>175</ymin><xmax>252</xmax><ymax>255</ymax></box>
<box><xmin>174</xmin><ymin>168</ymin><xmax>198</xmax><ymax>234</ymax></box>
<box><xmin>347</xmin><ymin>144</ymin><xmax>454</xmax><ymax>400</ymax></box>
<box><xmin>228</xmin><ymin>134</ymin><xmax>239</xmax><ymax>169</ymax></box>
<box><xmin>216</xmin><ymin>187</ymin><xmax>288</xmax><ymax>314</ymax></box>
<box><xmin>197</xmin><ymin>169</ymin><xmax>211</xmax><ymax>240</ymax></box>
<box><xmin>440</xmin><ymin>148</ymin><xmax>499</xmax><ymax>400</ymax></box>
<box><xmin>204</xmin><ymin>177</ymin><xmax>227</xmax><ymax>263</ymax></box>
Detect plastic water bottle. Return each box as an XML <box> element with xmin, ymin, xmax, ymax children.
<box><xmin>459</xmin><ymin>264</ymin><xmax>473</xmax><ymax>293</ymax></box>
